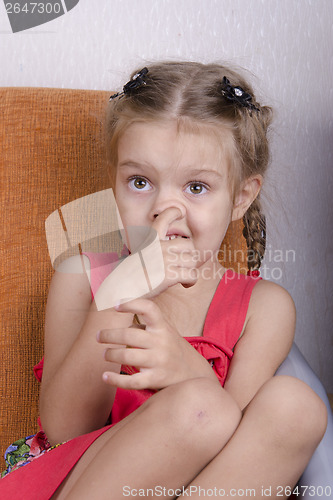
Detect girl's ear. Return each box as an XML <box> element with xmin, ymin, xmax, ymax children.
<box><xmin>231</xmin><ymin>175</ymin><xmax>262</xmax><ymax>222</ymax></box>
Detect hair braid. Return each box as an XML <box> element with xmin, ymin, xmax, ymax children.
<box><xmin>242</xmin><ymin>198</ymin><xmax>266</xmax><ymax>272</ymax></box>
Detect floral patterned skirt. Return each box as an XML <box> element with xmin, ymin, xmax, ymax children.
<box><xmin>1</xmin><ymin>431</ymin><xmax>63</xmax><ymax>479</ymax></box>
<box><xmin>0</xmin><ymin>424</ymin><xmax>115</xmax><ymax>500</ymax></box>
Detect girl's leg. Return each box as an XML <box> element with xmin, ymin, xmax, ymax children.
<box><xmin>180</xmin><ymin>376</ymin><xmax>328</xmax><ymax>500</ymax></box>
<box><xmin>54</xmin><ymin>377</ymin><xmax>241</xmax><ymax>499</ymax></box>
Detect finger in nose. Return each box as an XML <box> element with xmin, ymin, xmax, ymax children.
<box><xmin>154</xmin><ymin>205</ymin><xmax>185</xmax><ymax>220</ymax></box>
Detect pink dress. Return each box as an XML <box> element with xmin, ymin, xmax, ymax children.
<box><xmin>1</xmin><ymin>252</ymin><xmax>261</xmax><ymax>499</ymax></box>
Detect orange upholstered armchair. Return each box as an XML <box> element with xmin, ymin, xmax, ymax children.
<box><xmin>1</xmin><ymin>88</ymin><xmax>332</xmax><ymax>491</ymax></box>
<box><xmin>0</xmin><ymin>87</ymin><xmax>248</xmax><ymax>468</ymax></box>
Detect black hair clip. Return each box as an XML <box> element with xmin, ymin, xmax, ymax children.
<box><xmin>221</xmin><ymin>76</ymin><xmax>259</xmax><ymax>111</ymax></box>
<box><xmin>109</xmin><ymin>67</ymin><xmax>149</xmax><ymax>101</ymax></box>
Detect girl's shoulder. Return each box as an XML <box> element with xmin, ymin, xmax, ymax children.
<box><xmin>249</xmin><ymin>278</ymin><xmax>295</xmax><ymax>315</ymax></box>
<box><xmin>55</xmin><ymin>254</ymin><xmax>91</xmax><ymax>274</ymax></box>
<box><xmin>243</xmin><ymin>278</ymin><xmax>296</xmax><ymax>345</ymax></box>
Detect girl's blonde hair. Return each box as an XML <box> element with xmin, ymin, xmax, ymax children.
<box><xmin>106</xmin><ymin>61</ymin><xmax>273</xmax><ymax>271</ymax></box>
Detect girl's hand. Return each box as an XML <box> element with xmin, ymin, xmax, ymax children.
<box><xmin>146</xmin><ymin>206</ymin><xmax>199</xmax><ymax>293</ymax></box>
<box><xmin>97</xmin><ymin>298</ymin><xmax>216</xmax><ymax>390</ymax></box>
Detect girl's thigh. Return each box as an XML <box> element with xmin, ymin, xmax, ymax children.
<box><xmin>52</xmin><ymin>420</ymin><xmax>126</xmax><ymax>499</ymax></box>
<box><xmin>53</xmin><ymin>395</ymin><xmax>152</xmax><ymax>499</ymax></box>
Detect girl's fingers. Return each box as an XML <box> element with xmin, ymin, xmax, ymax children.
<box><xmin>104</xmin><ymin>347</ymin><xmax>150</xmax><ymax>368</ymax></box>
<box><xmin>114</xmin><ymin>298</ymin><xmax>163</xmax><ymax>330</ymax></box>
<box><xmin>97</xmin><ymin>328</ymin><xmax>150</xmax><ymax>349</ymax></box>
<box><xmin>102</xmin><ymin>370</ymin><xmax>152</xmax><ymax>390</ymax></box>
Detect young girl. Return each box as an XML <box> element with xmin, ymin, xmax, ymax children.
<box><xmin>1</xmin><ymin>61</ymin><xmax>327</xmax><ymax>499</ymax></box>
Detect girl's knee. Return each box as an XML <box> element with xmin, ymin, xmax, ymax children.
<box><xmin>255</xmin><ymin>376</ymin><xmax>327</xmax><ymax>450</ymax></box>
<box><xmin>149</xmin><ymin>377</ymin><xmax>241</xmax><ymax>449</ymax></box>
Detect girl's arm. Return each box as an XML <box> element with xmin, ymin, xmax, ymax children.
<box><xmin>223</xmin><ymin>280</ymin><xmax>296</xmax><ymax>411</ymax></box>
<box><xmin>39</xmin><ymin>264</ymin><xmax>133</xmax><ymax>445</ymax></box>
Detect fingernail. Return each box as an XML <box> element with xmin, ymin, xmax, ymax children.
<box><xmin>111</xmin><ymin>298</ymin><xmax>121</xmax><ymax>310</ymax></box>
<box><xmin>96</xmin><ymin>330</ymin><xmax>101</xmax><ymax>341</ymax></box>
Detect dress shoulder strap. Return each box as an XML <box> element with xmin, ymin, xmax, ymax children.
<box><xmin>82</xmin><ymin>251</ymin><xmax>126</xmax><ymax>300</ymax></box>
<box><xmin>203</xmin><ymin>269</ymin><xmax>261</xmax><ymax>351</ymax></box>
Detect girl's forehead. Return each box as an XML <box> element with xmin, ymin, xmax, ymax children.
<box><xmin>117</xmin><ymin>119</ymin><xmax>233</xmax><ymax>172</ymax></box>
<box><xmin>119</xmin><ymin>118</ymin><xmax>231</xmax><ymax>142</ymax></box>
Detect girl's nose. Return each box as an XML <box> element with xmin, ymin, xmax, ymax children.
<box><xmin>150</xmin><ymin>187</ymin><xmax>186</xmax><ymax>220</ymax></box>
<box><xmin>153</xmin><ymin>203</ymin><xmax>186</xmax><ymax>220</ymax></box>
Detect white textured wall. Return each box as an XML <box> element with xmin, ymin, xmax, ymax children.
<box><xmin>1</xmin><ymin>0</ymin><xmax>332</xmax><ymax>391</ymax></box>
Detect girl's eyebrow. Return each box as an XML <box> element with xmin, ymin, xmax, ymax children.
<box><xmin>187</xmin><ymin>168</ymin><xmax>224</xmax><ymax>179</ymax></box>
<box><xmin>118</xmin><ymin>161</ymin><xmax>223</xmax><ymax>179</ymax></box>
<box><xmin>118</xmin><ymin>160</ymin><xmax>152</xmax><ymax>170</ymax></box>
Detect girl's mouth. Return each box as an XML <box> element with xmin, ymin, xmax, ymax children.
<box><xmin>164</xmin><ymin>234</ymin><xmax>189</xmax><ymax>241</ymax></box>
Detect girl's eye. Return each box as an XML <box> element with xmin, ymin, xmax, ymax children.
<box><xmin>128</xmin><ymin>177</ymin><xmax>151</xmax><ymax>191</ymax></box>
<box><xmin>185</xmin><ymin>182</ymin><xmax>208</xmax><ymax>195</ymax></box>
